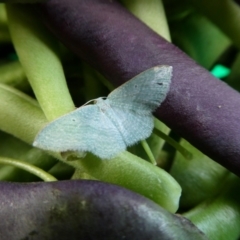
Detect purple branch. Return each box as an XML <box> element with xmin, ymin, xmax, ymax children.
<box><xmin>0</xmin><ymin>180</ymin><xmax>207</xmax><ymax>239</ymax></box>
<box><xmin>37</xmin><ymin>0</ymin><xmax>240</xmax><ymax>175</ymax></box>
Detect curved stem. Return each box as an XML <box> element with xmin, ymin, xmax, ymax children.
<box><xmin>153</xmin><ymin>126</ymin><xmax>192</xmax><ymax>160</ymax></box>
<box><xmin>0</xmin><ymin>83</ymin><xmax>47</xmax><ymax>144</ymax></box>
<box><xmin>120</xmin><ymin>0</ymin><xmax>171</xmax><ymax>41</ymax></box>
<box><xmin>189</xmin><ymin>0</ymin><xmax>240</xmax><ymax>50</ymax></box>
<box><xmin>0</xmin><ymin>61</ymin><xmax>29</xmax><ymax>91</ymax></box>
<box><xmin>0</xmin><ymin>157</ymin><xmax>57</xmax><ymax>182</ymax></box>
<box><xmin>140</xmin><ymin>140</ymin><xmax>157</xmax><ymax>165</ymax></box>
<box><xmin>183</xmin><ymin>175</ymin><xmax>240</xmax><ymax>240</ymax></box>
<box><xmin>6</xmin><ymin>4</ymin><xmax>75</xmax><ymax>121</ymax></box>
<box><xmin>170</xmin><ymin>138</ymin><xmax>229</xmax><ymax>208</ymax></box>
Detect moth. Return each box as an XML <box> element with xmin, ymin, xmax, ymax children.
<box><xmin>33</xmin><ymin>65</ymin><xmax>172</xmax><ymax>159</ymax></box>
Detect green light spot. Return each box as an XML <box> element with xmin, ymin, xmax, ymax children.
<box><xmin>211</xmin><ymin>64</ymin><xmax>231</xmax><ymax>79</ymax></box>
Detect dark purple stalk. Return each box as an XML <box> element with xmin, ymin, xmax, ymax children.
<box><xmin>37</xmin><ymin>0</ymin><xmax>240</xmax><ymax>175</ymax></box>
<box><xmin>0</xmin><ymin>0</ymin><xmax>46</xmax><ymax>3</ymax></box>
<box><xmin>0</xmin><ymin>180</ymin><xmax>207</xmax><ymax>239</ymax></box>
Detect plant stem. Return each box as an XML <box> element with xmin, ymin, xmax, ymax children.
<box><xmin>189</xmin><ymin>0</ymin><xmax>240</xmax><ymax>50</ymax></box>
<box><xmin>0</xmin><ymin>157</ymin><xmax>57</xmax><ymax>182</ymax></box>
<box><xmin>120</xmin><ymin>0</ymin><xmax>171</xmax><ymax>41</ymax></box>
<box><xmin>0</xmin><ymin>83</ymin><xmax>46</xmax><ymax>144</ymax></box>
<box><xmin>140</xmin><ymin>140</ymin><xmax>157</xmax><ymax>165</ymax></box>
<box><xmin>183</xmin><ymin>175</ymin><xmax>240</xmax><ymax>240</ymax></box>
<box><xmin>6</xmin><ymin>4</ymin><xmax>75</xmax><ymax>121</ymax></box>
<box><xmin>0</xmin><ymin>61</ymin><xmax>29</xmax><ymax>90</ymax></box>
<box><xmin>153</xmin><ymin>126</ymin><xmax>192</xmax><ymax>160</ymax></box>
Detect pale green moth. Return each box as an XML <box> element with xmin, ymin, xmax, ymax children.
<box><xmin>33</xmin><ymin>65</ymin><xmax>173</xmax><ymax>159</ymax></box>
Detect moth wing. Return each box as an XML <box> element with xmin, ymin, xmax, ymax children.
<box><xmin>108</xmin><ymin>65</ymin><xmax>172</xmax><ymax>114</ymax></box>
<box><xmin>109</xmin><ymin>107</ymin><xmax>154</xmax><ymax>146</ymax></box>
<box><xmin>33</xmin><ymin>105</ymin><xmax>126</xmax><ymax>159</ymax></box>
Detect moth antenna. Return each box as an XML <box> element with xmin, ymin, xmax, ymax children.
<box><xmin>81</xmin><ymin>97</ymin><xmax>107</xmax><ymax>107</ymax></box>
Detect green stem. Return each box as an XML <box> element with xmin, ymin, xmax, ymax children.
<box><xmin>0</xmin><ymin>83</ymin><xmax>46</xmax><ymax>144</ymax></box>
<box><xmin>0</xmin><ymin>4</ymin><xmax>7</xmax><ymax>26</ymax></box>
<box><xmin>153</xmin><ymin>126</ymin><xmax>192</xmax><ymax>160</ymax></box>
<box><xmin>183</xmin><ymin>175</ymin><xmax>240</xmax><ymax>240</ymax></box>
<box><xmin>189</xmin><ymin>0</ymin><xmax>240</xmax><ymax>50</ymax></box>
<box><xmin>0</xmin><ymin>4</ymin><xmax>10</xmax><ymax>43</ymax></box>
<box><xmin>170</xmin><ymin>138</ymin><xmax>229</xmax><ymax>208</ymax></box>
<box><xmin>0</xmin><ymin>61</ymin><xmax>29</xmax><ymax>90</ymax></box>
<box><xmin>6</xmin><ymin>4</ymin><xmax>75</xmax><ymax>121</ymax></box>
<box><xmin>76</xmin><ymin>151</ymin><xmax>181</xmax><ymax>213</ymax></box>
<box><xmin>0</xmin><ymin>157</ymin><xmax>57</xmax><ymax>182</ymax></box>
<box><xmin>0</xmin><ymin>132</ymin><xmax>57</xmax><ymax>181</ymax></box>
<box><xmin>120</xmin><ymin>0</ymin><xmax>171</xmax><ymax>41</ymax></box>
<box><xmin>140</xmin><ymin>140</ymin><xmax>157</xmax><ymax>165</ymax></box>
